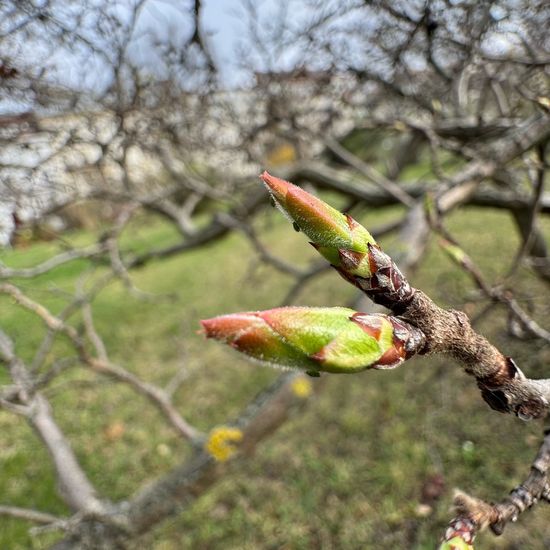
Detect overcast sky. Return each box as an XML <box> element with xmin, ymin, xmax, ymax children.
<box><xmin>134</xmin><ymin>0</ymin><xmax>319</xmax><ymax>87</ymax></box>
<box><xmin>0</xmin><ymin>0</ymin><xmax>538</xmax><ymax>109</ymax></box>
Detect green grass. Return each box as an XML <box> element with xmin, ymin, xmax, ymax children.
<box><xmin>1</xmin><ymin>205</ymin><xmax>549</xmax><ymax>549</ymax></box>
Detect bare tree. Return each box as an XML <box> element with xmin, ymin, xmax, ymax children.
<box><xmin>0</xmin><ymin>0</ymin><xmax>549</xmax><ymax>547</ymax></box>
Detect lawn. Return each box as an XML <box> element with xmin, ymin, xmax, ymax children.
<box><xmin>1</xmin><ymin>203</ymin><xmax>549</xmax><ymax>549</ymax></box>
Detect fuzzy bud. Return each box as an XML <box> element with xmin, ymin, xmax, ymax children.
<box><xmin>201</xmin><ymin>307</ymin><xmax>425</xmax><ymax>374</ymax></box>
<box><xmin>260</xmin><ymin>172</ymin><xmax>413</xmax><ymax>311</ymax></box>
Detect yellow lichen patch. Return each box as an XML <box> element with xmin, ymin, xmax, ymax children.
<box><xmin>439</xmin><ymin>537</ymin><xmax>473</xmax><ymax>550</ymax></box>
<box><xmin>291</xmin><ymin>376</ymin><xmax>313</xmax><ymax>399</ymax></box>
<box><xmin>205</xmin><ymin>426</ymin><xmax>243</xmax><ymax>462</ymax></box>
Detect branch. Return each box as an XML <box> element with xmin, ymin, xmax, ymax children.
<box><xmin>217</xmin><ymin>213</ymin><xmax>305</xmax><ymax>278</ymax></box>
<box><xmin>0</xmin><ymin>283</ymin><xmax>71</xmax><ymax>333</ymax></box>
<box><xmin>0</xmin><ymin>243</ymin><xmax>108</xmax><ymax>279</ymax></box>
<box><xmin>128</xmin><ymin>187</ymin><xmax>267</xmax><ymax>269</ymax></box>
<box><xmin>87</xmin><ymin>357</ymin><xmax>203</xmax><ymax>443</ymax></box>
<box><xmin>323</xmin><ymin>137</ymin><xmax>416</xmax><ymax>207</ymax></box>
<box><xmin>258</xmin><ymin>173</ymin><xmax>550</xmax><ymax>420</ymax></box>
<box><xmin>402</xmin><ymin>291</ymin><xmax>550</xmax><ymax>418</ymax></box>
<box><xmin>282</xmin><ymin>161</ymin><xmax>550</xmax><ymax>215</ymax></box>
<box><xmin>0</xmin><ymin>283</ymin><xmax>202</xmax><ymax>443</ymax></box>
<box><xmin>125</xmin><ymin>372</ymin><xmax>308</xmax><ymax>534</ymax></box>
<box><xmin>442</xmin><ymin>430</ymin><xmax>550</xmax><ymax>546</ymax></box>
<box><xmin>508</xmin><ymin>145</ymin><xmax>547</xmax><ymax>276</ymax></box>
<box><xmin>30</xmin><ymin>392</ymin><xmax>103</xmax><ymax>513</ymax></box>
<box><xmin>436</xmin><ymin>234</ymin><xmax>550</xmax><ymax>344</ymax></box>
<box><xmin>50</xmin><ymin>372</ymin><xmax>315</xmax><ymax>548</ymax></box>
<box><xmin>506</xmin><ymin>145</ymin><xmax>549</xmax><ymax>282</ymax></box>
<box><xmin>0</xmin><ymin>505</ymin><xmax>64</xmax><ymax>525</ymax></box>
<box><xmin>81</xmin><ymin>301</ymin><xmax>202</xmax><ymax>442</ymax></box>
<box><xmin>0</xmin><ymin>328</ymin><xmax>103</xmax><ymax>513</ymax></box>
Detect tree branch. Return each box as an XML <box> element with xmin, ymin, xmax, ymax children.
<box><xmin>442</xmin><ymin>429</ymin><xmax>550</xmax><ymax>546</ymax></box>
<box><xmin>0</xmin><ymin>505</ymin><xmax>65</xmax><ymax>525</ymax></box>
<box><xmin>50</xmin><ymin>372</ymin><xmax>314</xmax><ymax>548</ymax></box>
<box><xmin>30</xmin><ymin>394</ymin><xmax>104</xmax><ymax>513</ymax></box>
<box><xmin>0</xmin><ymin>243</ymin><xmax>108</xmax><ymax>279</ymax></box>
<box><xmin>0</xmin><ymin>329</ymin><xmax>103</xmax><ymax>514</ymax></box>
<box><xmin>125</xmin><ymin>372</ymin><xmax>307</xmax><ymax>534</ymax></box>
<box><xmin>0</xmin><ymin>283</ymin><xmax>202</xmax><ymax>443</ymax></box>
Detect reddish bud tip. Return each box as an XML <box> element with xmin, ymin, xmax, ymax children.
<box><xmin>260</xmin><ymin>171</ymin><xmax>292</xmax><ymax>203</ymax></box>
<box><xmin>200</xmin><ymin>313</ymin><xmax>259</xmax><ymax>341</ymax></box>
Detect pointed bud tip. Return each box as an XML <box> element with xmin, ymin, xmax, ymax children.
<box><xmin>199</xmin><ymin>313</ymin><xmax>260</xmax><ymax>340</ymax></box>
<box><xmin>199</xmin><ymin>318</ymin><xmax>213</xmax><ymax>337</ymax></box>
<box><xmin>259</xmin><ymin>171</ymin><xmax>291</xmax><ymax>201</ymax></box>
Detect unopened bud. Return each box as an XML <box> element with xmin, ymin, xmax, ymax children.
<box><xmin>201</xmin><ymin>307</ymin><xmax>425</xmax><ymax>374</ymax></box>
<box><xmin>260</xmin><ymin>172</ymin><xmax>414</xmax><ymax>309</ymax></box>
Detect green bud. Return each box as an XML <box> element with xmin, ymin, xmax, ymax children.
<box><xmin>201</xmin><ymin>307</ymin><xmax>425</xmax><ymax>374</ymax></box>
<box><xmin>260</xmin><ymin>171</ymin><xmax>376</xmax><ymax>253</ymax></box>
<box><xmin>260</xmin><ymin>172</ymin><xmax>414</xmax><ymax>309</ymax></box>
